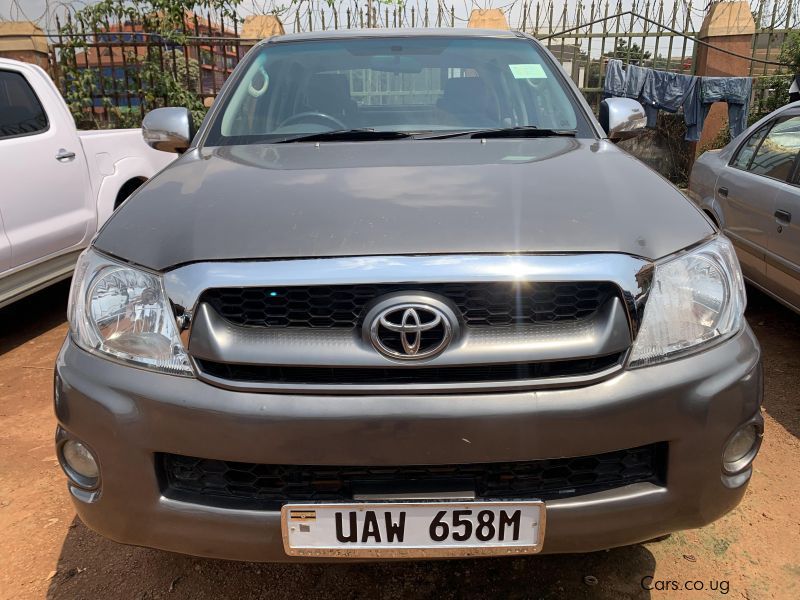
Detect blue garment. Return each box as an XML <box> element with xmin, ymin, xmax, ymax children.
<box><xmin>603</xmin><ymin>59</ymin><xmax>626</xmax><ymax>97</ymax></box>
<box><xmin>698</xmin><ymin>77</ymin><xmax>753</xmax><ymax>139</ymax></box>
<box><xmin>623</xmin><ymin>64</ymin><xmax>651</xmax><ymax>99</ymax></box>
<box><xmin>684</xmin><ymin>83</ymin><xmax>704</xmax><ymax>141</ymax></box>
<box><xmin>604</xmin><ymin>61</ymin><xmax>752</xmax><ymax>142</ymax></box>
<box><xmin>640</xmin><ymin>70</ymin><xmax>701</xmax><ymax>140</ymax></box>
<box><xmin>603</xmin><ymin>59</ymin><xmax>651</xmax><ymax>99</ymax></box>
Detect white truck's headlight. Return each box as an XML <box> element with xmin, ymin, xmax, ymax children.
<box><xmin>629</xmin><ymin>236</ymin><xmax>746</xmax><ymax>367</ymax></box>
<box><xmin>68</xmin><ymin>249</ymin><xmax>193</xmax><ymax>375</ymax></box>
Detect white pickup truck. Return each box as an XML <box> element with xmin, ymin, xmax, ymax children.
<box><xmin>0</xmin><ymin>57</ymin><xmax>175</xmax><ymax>307</ymax></box>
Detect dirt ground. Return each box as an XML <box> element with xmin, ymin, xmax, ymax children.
<box><xmin>0</xmin><ymin>281</ymin><xmax>798</xmax><ymax>600</ymax></box>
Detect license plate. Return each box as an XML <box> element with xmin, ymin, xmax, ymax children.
<box><xmin>281</xmin><ymin>501</ymin><xmax>545</xmax><ymax>558</ymax></box>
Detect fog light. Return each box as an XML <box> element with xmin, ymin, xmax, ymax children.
<box><xmin>722</xmin><ymin>424</ymin><xmax>760</xmax><ymax>474</ymax></box>
<box><xmin>61</xmin><ymin>439</ymin><xmax>99</xmax><ymax>487</ymax></box>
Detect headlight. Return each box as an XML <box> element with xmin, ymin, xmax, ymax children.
<box><xmin>628</xmin><ymin>236</ymin><xmax>746</xmax><ymax>367</ymax></box>
<box><xmin>68</xmin><ymin>248</ymin><xmax>193</xmax><ymax>375</ymax></box>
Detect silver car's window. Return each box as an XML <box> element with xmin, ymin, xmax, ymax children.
<box><xmin>747</xmin><ymin>116</ymin><xmax>800</xmax><ymax>182</ymax></box>
<box><xmin>205</xmin><ymin>37</ymin><xmax>589</xmax><ymax>145</ymax></box>
<box><xmin>730</xmin><ymin>124</ymin><xmax>770</xmax><ymax>171</ymax></box>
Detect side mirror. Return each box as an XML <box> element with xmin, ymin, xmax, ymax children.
<box><xmin>142</xmin><ymin>107</ymin><xmax>194</xmax><ymax>153</ymax></box>
<box><xmin>599</xmin><ymin>98</ymin><xmax>647</xmax><ymax>141</ymax></box>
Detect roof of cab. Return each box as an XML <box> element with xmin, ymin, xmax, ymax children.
<box><xmin>268</xmin><ymin>27</ymin><xmax>523</xmax><ymax>44</ymax></box>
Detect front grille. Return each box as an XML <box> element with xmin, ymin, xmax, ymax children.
<box><xmin>196</xmin><ymin>353</ymin><xmax>623</xmax><ymax>386</ymax></box>
<box><xmin>159</xmin><ymin>443</ymin><xmax>666</xmax><ymax>510</ymax></box>
<box><xmin>201</xmin><ymin>282</ymin><xmax>618</xmax><ymax>329</ymax></box>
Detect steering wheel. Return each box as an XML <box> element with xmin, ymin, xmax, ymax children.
<box><xmin>278</xmin><ymin>111</ymin><xmax>347</xmax><ymax>130</ymax></box>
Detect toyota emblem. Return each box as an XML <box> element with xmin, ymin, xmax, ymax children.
<box><xmin>368</xmin><ymin>302</ymin><xmax>453</xmax><ymax>360</ymax></box>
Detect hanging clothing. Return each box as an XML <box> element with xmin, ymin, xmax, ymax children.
<box><xmin>603</xmin><ymin>59</ymin><xmax>651</xmax><ymax>99</ymax></box>
<box><xmin>603</xmin><ymin>59</ymin><xmax>627</xmax><ymax>97</ymax></box>
<box><xmin>606</xmin><ymin>61</ymin><xmax>701</xmax><ymax>141</ymax></box>
<box><xmin>623</xmin><ymin>64</ymin><xmax>651</xmax><ymax>99</ymax></box>
<box><xmin>603</xmin><ymin>60</ymin><xmax>753</xmax><ymax>142</ymax></box>
<box><xmin>698</xmin><ymin>77</ymin><xmax>753</xmax><ymax>139</ymax></box>
<box><xmin>640</xmin><ymin>70</ymin><xmax>702</xmax><ymax>141</ymax></box>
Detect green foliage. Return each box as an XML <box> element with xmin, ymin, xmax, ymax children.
<box><xmin>747</xmin><ymin>32</ymin><xmax>800</xmax><ymax>119</ymax></box>
<box><xmin>777</xmin><ymin>30</ymin><xmax>800</xmax><ymax>73</ymax></box>
<box><xmin>57</xmin><ymin>1</ymin><xmax>242</xmax><ymax>129</ymax></box>
<box><xmin>105</xmin><ymin>52</ymin><xmax>205</xmax><ymax>129</ymax></box>
<box><xmin>604</xmin><ymin>39</ymin><xmax>652</xmax><ymax>63</ymax></box>
<box><xmin>68</xmin><ymin>0</ymin><xmax>242</xmax><ymax>42</ymax></box>
<box><xmin>752</xmin><ymin>73</ymin><xmax>793</xmax><ymax>116</ymax></box>
<box><xmin>59</xmin><ymin>54</ymin><xmax>101</xmax><ymax>127</ymax></box>
<box><xmin>655</xmin><ymin>112</ymin><xmax>694</xmax><ymax>187</ymax></box>
<box><xmin>698</xmin><ymin>119</ymin><xmax>731</xmax><ymax>154</ymax></box>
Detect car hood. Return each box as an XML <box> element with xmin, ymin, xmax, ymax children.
<box><xmin>95</xmin><ymin>138</ymin><xmax>712</xmax><ymax>271</ymax></box>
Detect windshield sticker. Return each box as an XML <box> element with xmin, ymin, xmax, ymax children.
<box><xmin>509</xmin><ymin>64</ymin><xmax>547</xmax><ymax>79</ymax></box>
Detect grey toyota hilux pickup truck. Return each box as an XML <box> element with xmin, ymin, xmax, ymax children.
<box><xmin>55</xmin><ymin>28</ymin><xmax>763</xmax><ymax>561</ymax></box>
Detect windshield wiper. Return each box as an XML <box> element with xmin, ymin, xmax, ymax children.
<box><xmin>275</xmin><ymin>129</ymin><xmax>414</xmax><ymax>143</ymax></box>
<box><xmin>416</xmin><ymin>126</ymin><xmax>577</xmax><ymax>140</ymax></box>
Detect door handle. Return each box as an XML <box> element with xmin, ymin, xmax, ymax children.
<box><xmin>717</xmin><ymin>187</ymin><xmax>728</xmax><ymax>197</ymax></box>
<box><xmin>55</xmin><ymin>149</ymin><xmax>76</xmax><ymax>162</ymax></box>
<box><xmin>775</xmin><ymin>209</ymin><xmax>792</xmax><ymax>224</ymax></box>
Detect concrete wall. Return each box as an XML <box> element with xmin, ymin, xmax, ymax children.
<box><xmin>693</xmin><ymin>2</ymin><xmax>756</xmax><ymax>151</ymax></box>
<box><xmin>0</xmin><ymin>22</ymin><xmax>50</xmax><ymax>70</ymax></box>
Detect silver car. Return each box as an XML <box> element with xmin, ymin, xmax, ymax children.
<box><xmin>689</xmin><ymin>101</ymin><xmax>800</xmax><ymax>312</ymax></box>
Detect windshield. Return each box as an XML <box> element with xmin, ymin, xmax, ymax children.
<box><xmin>204</xmin><ymin>36</ymin><xmax>590</xmax><ymax>146</ymax></box>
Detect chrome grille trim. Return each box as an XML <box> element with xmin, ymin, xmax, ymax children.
<box><xmin>163</xmin><ymin>254</ymin><xmax>653</xmax><ymax>392</ymax></box>
<box><xmin>165</xmin><ymin>254</ymin><xmax>653</xmax><ymax>332</ymax></box>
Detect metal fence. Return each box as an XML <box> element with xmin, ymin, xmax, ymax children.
<box><xmin>41</xmin><ymin>0</ymin><xmax>799</xmax><ymax>127</ymax></box>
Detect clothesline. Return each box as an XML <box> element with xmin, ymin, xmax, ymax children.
<box><xmin>604</xmin><ymin>59</ymin><xmax>753</xmax><ymax>142</ymax></box>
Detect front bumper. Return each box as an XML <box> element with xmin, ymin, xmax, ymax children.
<box><xmin>54</xmin><ymin>327</ymin><xmax>762</xmax><ymax>561</ymax></box>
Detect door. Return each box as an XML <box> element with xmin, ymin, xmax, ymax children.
<box><xmin>0</xmin><ymin>67</ymin><xmax>92</xmax><ymax>270</ymax></box>
<box><xmin>716</xmin><ymin>121</ymin><xmax>775</xmax><ymax>284</ymax></box>
<box><xmin>760</xmin><ymin>113</ymin><xmax>800</xmax><ymax>310</ymax></box>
